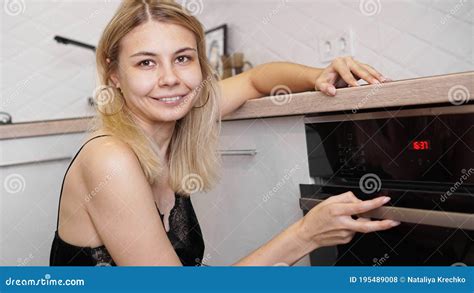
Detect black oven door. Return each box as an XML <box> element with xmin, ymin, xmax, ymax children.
<box><xmin>302</xmin><ymin>105</ymin><xmax>474</xmax><ymax>266</ymax></box>
<box><xmin>299</xmin><ymin>183</ymin><xmax>474</xmax><ymax>266</ymax></box>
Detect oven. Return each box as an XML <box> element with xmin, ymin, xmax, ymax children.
<box><xmin>300</xmin><ymin>104</ymin><xmax>474</xmax><ymax>266</ymax></box>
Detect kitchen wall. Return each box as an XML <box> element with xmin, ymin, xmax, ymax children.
<box><xmin>195</xmin><ymin>0</ymin><xmax>473</xmax><ymax>79</ymax></box>
<box><xmin>2</xmin><ymin>0</ymin><xmax>120</xmax><ymax>123</ymax></box>
<box><xmin>2</xmin><ymin>0</ymin><xmax>473</xmax><ymax>124</ymax></box>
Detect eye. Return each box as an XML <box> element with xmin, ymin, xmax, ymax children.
<box><xmin>175</xmin><ymin>55</ymin><xmax>192</xmax><ymax>64</ymax></box>
<box><xmin>138</xmin><ymin>59</ymin><xmax>155</xmax><ymax>68</ymax></box>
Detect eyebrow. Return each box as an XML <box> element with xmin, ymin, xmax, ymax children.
<box><xmin>129</xmin><ymin>47</ymin><xmax>197</xmax><ymax>58</ymax></box>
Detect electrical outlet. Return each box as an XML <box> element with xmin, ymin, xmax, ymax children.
<box><xmin>318</xmin><ymin>29</ymin><xmax>355</xmax><ymax>63</ymax></box>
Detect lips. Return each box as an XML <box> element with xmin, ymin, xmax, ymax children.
<box><xmin>150</xmin><ymin>92</ymin><xmax>189</xmax><ymax>105</ymax></box>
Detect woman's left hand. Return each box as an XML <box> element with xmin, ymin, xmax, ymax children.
<box><xmin>314</xmin><ymin>56</ymin><xmax>389</xmax><ymax>96</ymax></box>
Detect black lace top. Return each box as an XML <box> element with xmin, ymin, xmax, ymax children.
<box><xmin>49</xmin><ymin>135</ymin><xmax>205</xmax><ymax>266</ymax></box>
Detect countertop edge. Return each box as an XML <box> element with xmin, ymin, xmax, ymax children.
<box><xmin>223</xmin><ymin>71</ymin><xmax>474</xmax><ymax>120</ymax></box>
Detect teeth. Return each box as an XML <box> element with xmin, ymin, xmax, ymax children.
<box><xmin>159</xmin><ymin>96</ymin><xmax>182</xmax><ymax>102</ymax></box>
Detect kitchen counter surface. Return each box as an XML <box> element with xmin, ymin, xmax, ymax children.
<box><xmin>2</xmin><ymin>71</ymin><xmax>472</xmax><ymax>140</ymax></box>
<box><xmin>224</xmin><ymin>71</ymin><xmax>473</xmax><ymax>120</ymax></box>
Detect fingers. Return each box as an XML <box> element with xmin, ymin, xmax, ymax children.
<box><xmin>361</xmin><ymin>63</ymin><xmax>386</xmax><ymax>82</ymax></box>
<box><xmin>349</xmin><ymin>61</ymin><xmax>380</xmax><ymax>85</ymax></box>
<box><xmin>356</xmin><ymin>216</ymin><xmax>371</xmax><ymax>222</ymax></box>
<box><xmin>325</xmin><ymin>191</ymin><xmax>360</xmax><ymax>204</ymax></box>
<box><xmin>340</xmin><ymin>191</ymin><xmax>361</xmax><ymax>203</ymax></box>
<box><xmin>317</xmin><ymin>81</ymin><xmax>337</xmax><ymax>96</ymax></box>
<box><xmin>316</xmin><ymin>57</ymin><xmax>390</xmax><ymax>97</ymax></box>
<box><xmin>343</xmin><ymin>218</ymin><xmax>400</xmax><ymax>233</ymax></box>
<box><xmin>333</xmin><ymin>58</ymin><xmax>359</xmax><ymax>87</ymax></box>
<box><xmin>331</xmin><ymin>196</ymin><xmax>391</xmax><ymax>216</ymax></box>
<box><xmin>324</xmin><ymin>229</ymin><xmax>356</xmax><ymax>243</ymax></box>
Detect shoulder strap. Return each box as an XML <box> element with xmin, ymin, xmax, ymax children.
<box><xmin>55</xmin><ymin>135</ymin><xmax>111</xmax><ymax>229</ymax></box>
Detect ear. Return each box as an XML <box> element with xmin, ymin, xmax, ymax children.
<box><xmin>110</xmin><ymin>72</ymin><xmax>120</xmax><ymax>88</ymax></box>
<box><xmin>106</xmin><ymin>58</ymin><xmax>121</xmax><ymax>88</ymax></box>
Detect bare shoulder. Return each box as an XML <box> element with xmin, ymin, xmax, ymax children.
<box><xmin>80</xmin><ymin>134</ymin><xmax>139</xmax><ymax>176</ymax></box>
<box><xmin>76</xmin><ymin>133</ymin><xmax>149</xmax><ymax>204</ymax></box>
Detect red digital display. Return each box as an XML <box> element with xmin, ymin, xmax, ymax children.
<box><xmin>411</xmin><ymin>140</ymin><xmax>430</xmax><ymax>151</ymax></box>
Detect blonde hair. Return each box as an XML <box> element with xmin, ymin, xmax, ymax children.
<box><xmin>92</xmin><ymin>0</ymin><xmax>221</xmax><ymax>195</ymax></box>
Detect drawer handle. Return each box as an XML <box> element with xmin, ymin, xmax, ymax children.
<box><xmin>0</xmin><ymin>156</ymin><xmax>72</xmax><ymax>167</ymax></box>
<box><xmin>299</xmin><ymin>198</ymin><xmax>474</xmax><ymax>230</ymax></box>
<box><xmin>219</xmin><ymin>149</ymin><xmax>257</xmax><ymax>156</ymax></box>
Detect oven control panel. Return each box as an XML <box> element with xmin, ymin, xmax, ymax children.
<box><xmin>305</xmin><ymin>110</ymin><xmax>474</xmax><ymax>186</ymax></box>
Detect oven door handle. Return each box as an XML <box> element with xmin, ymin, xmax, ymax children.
<box><xmin>299</xmin><ymin>198</ymin><xmax>474</xmax><ymax>230</ymax></box>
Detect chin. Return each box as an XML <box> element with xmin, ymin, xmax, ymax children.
<box><xmin>155</xmin><ymin>107</ymin><xmax>191</xmax><ymax>122</ymax></box>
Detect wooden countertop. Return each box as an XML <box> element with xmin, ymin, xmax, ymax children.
<box><xmin>2</xmin><ymin>71</ymin><xmax>473</xmax><ymax>140</ymax></box>
<box><xmin>224</xmin><ymin>71</ymin><xmax>473</xmax><ymax>120</ymax></box>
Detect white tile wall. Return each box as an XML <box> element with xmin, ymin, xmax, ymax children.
<box><xmin>1</xmin><ymin>0</ymin><xmax>122</xmax><ymax>123</ymax></box>
<box><xmin>2</xmin><ymin>0</ymin><xmax>473</xmax><ymax>123</ymax></box>
<box><xmin>194</xmin><ymin>0</ymin><xmax>473</xmax><ymax>79</ymax></box>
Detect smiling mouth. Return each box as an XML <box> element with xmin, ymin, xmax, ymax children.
<box><xmin>150</xmin><ymin>93</ymin><xmax>189</xmax><ymax>104</ymax></box>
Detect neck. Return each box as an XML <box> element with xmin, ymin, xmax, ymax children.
<box><xmin>129</xmin><ymin>112</ymin><xmax>176</xmax><ymax>161</ymax></box>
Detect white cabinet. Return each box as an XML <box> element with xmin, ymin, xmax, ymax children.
<box><xmin>192</xmin><ymin>115</ymin><xmax>312</xmax><ymax>266</ymax></box>
<box><xmin>0</xmin><ymin>133</ymin><xmax>87</xmax><ymax>265</ymax></box>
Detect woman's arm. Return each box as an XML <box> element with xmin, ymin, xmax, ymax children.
<box><xmin>218</xmin><ymin>57</ymin><xmax>387</xmax><ymax>118</ymax></box>
<box><xmin>233</xmin><ymin>192</ymin><xmax>399</xmax><ymax>266</ymax></box>
<box><xmin>81</xmin><ymin>137</ymin><xmax>183</xmax><ymax>266</ymax></box>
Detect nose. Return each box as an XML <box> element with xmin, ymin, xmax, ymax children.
<box><xmin>158</xmin><ymin>65</ymin><xmax>180</xmax><ymax>87</ymax></box>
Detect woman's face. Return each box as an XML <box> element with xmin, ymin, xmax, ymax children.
<box><xmin>111</xmin><ymin>21</ymin><xmax>203</xmax><ymax>123</ymax></box>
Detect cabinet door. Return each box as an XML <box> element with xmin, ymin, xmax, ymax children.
<box><xmin>192</xmin><ymin>115</ymin><xmax>312</xmax><ymax>266</ymax></box>
<box><xmin>1</xmin><ymin>133</ymin><xmax>87</xmax><ymax>265</ymax></box>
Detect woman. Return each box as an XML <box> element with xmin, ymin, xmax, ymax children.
<box><xmin>50</xmin><ymin>0</ymin><xmax>399</xmax><ymax>266</ymax></box>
